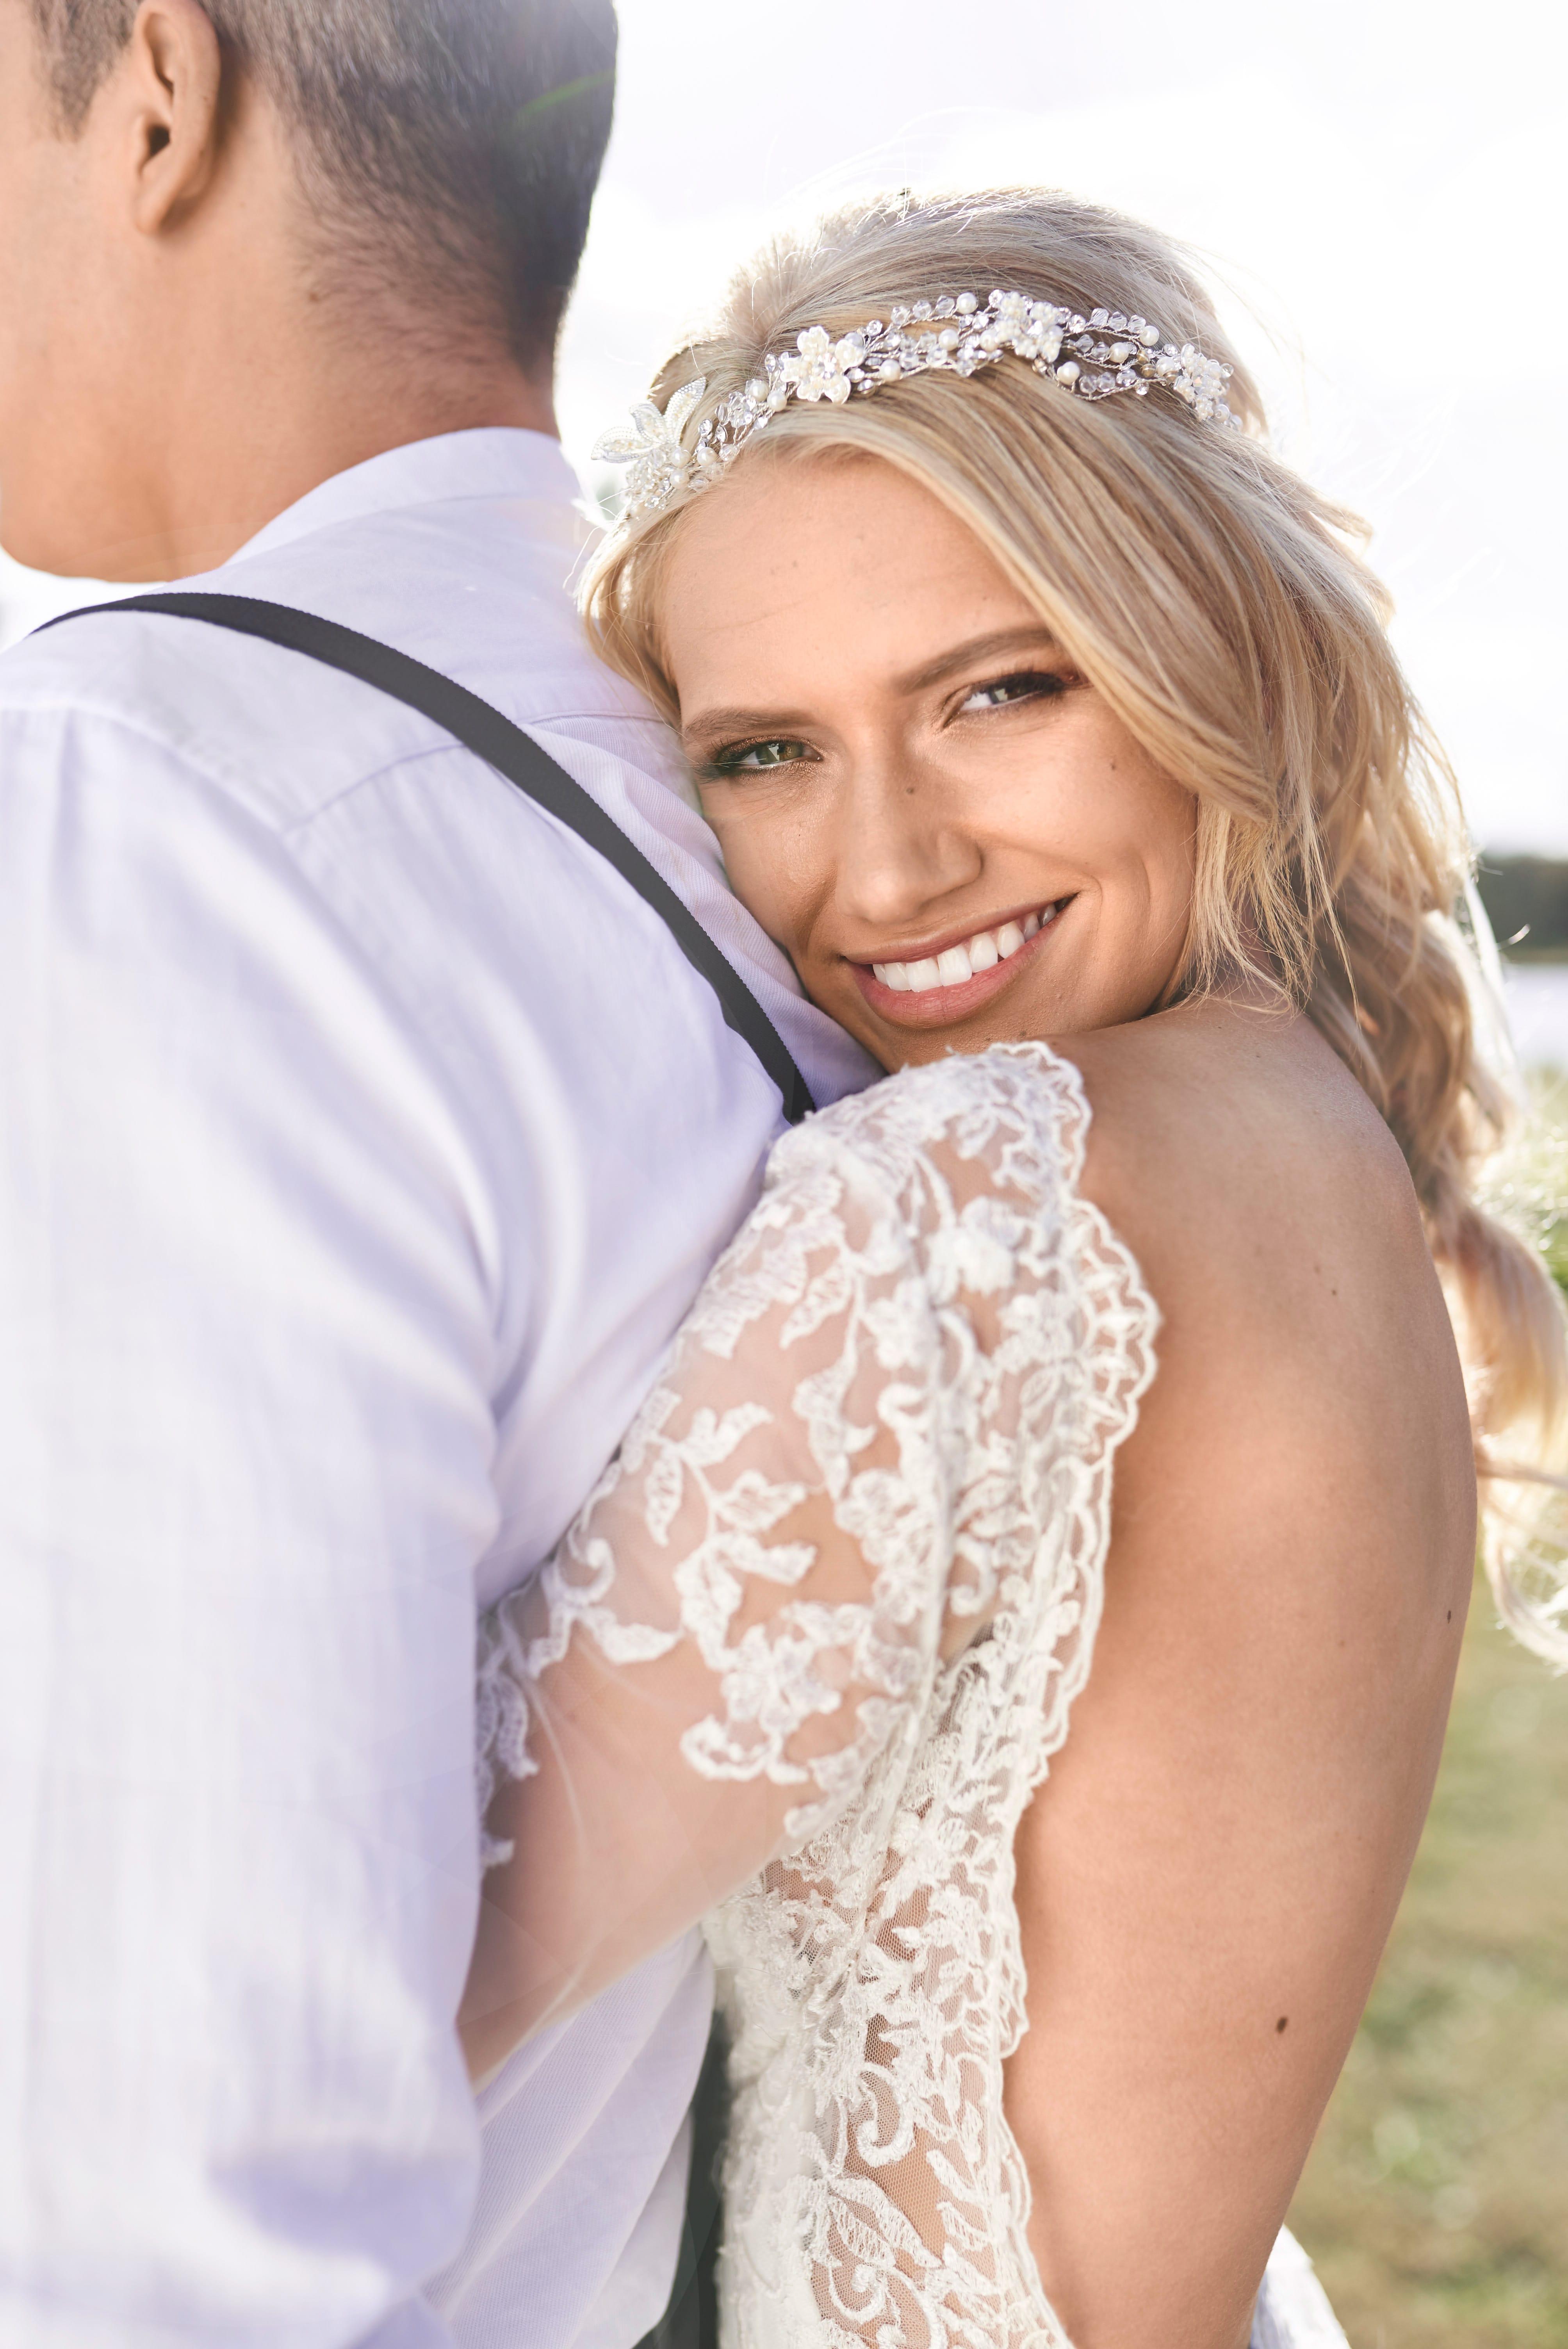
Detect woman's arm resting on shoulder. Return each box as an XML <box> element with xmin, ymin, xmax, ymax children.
<box><xmin>460</xmin><ymin>1053</ymin><xmax>1074</xmax><ymax>2082</ymax></box>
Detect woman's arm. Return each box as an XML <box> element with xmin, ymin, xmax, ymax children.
<box><xmin>460</xmin><ymin>1051</ymin><xmax>1073</xmax><ymax>2081</ymax></box>
<box><xmin>1006</xmin><ymin>1009</ymin><xmax>1475</xmax><ymax>2349</ymax></box>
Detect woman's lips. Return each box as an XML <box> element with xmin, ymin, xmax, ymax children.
<box><xmin>849</xmin><ymin>900</ymin><xmax>1067</xmax><ymax>1025</ymax></box>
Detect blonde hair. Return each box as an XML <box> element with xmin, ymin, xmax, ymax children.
<box><xmin>585</xmin><ymin>186</ymin><xmax>1568</xmax><ymax>1663</ymax></box>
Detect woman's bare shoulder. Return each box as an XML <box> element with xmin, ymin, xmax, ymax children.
<box><xmin>1056</xmin><ymin>996</ymin><xmax>1411</xmax><ymax>1240</ymax></box>
<box><xmin>1046</xmin><ymin>995</ymin><xmax>1427</xmax><ymax>1330</ymax></box>
<box><xmin>1046</xmin><ymin>987</ymin><xmax>1475</xmax><ymax>1634</ymax></box>
<box><xmin>1008</xmin><ymin>998</ymin><xmax>1474</xmax><ymax>2347</ymax></box>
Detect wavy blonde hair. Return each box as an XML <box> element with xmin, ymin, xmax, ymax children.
<box><xmin>584</xmin><ymin>186</ymin><xmax>1568</xmax><ymax>1663</ymax></box>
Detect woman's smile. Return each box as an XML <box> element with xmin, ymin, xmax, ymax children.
<box><xmin>852</xmin><ymin>896</ymin><xmax>1072</xmax><ymax>1026</ymax></box>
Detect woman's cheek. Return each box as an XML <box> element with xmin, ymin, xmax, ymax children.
<box><xmin>731</xmin><ymin>804</ymin><xmax>828</xmax><ymax>952</ymax></box>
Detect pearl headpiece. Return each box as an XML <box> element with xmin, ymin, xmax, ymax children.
<box><xmin>592</xmin><ymin>287</ymin><xmax>1235</xmax><ymax>520</ymax></box>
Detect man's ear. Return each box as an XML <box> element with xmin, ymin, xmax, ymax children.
<box><xmin>118</xmin><ymin>0</ymin><xmax>226</xmax><ymax>234</ymax></box>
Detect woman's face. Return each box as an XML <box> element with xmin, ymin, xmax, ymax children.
<box><xmin>660</xmin><ymin>452</ymin><xmax>1198</xmax><ymax>1069</ymax></box>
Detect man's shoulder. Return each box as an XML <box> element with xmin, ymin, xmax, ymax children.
<box><xmin>0</xmin><ymin>506</ymin><xmax>670</xmax><ymax>837</ymax></box>
<box><xmin>0</xmin><ymin>599</ymin><xmax>380</xmax><ymax>832</ymax></box>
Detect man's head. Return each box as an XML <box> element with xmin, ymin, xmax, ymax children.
<box><xmin>0</xmin><ymin>0</ymin><xmax>616</xmax><ymax>576</ymax></box>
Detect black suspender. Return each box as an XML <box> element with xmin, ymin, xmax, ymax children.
<box><xmin>40</xmin><ymin>591</ymin><xmax>816</xmax><ymax>1126</ymax></box>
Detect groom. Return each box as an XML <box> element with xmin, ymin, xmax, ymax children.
<box><xmin>0</xmin><ymin>3</ymin><xmax>871</xmax><ymax>2342</ymax></box>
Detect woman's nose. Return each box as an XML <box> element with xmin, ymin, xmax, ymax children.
<box><xmin>832</xmin><ymin>758</ymin><xmax>984</xmax><ymax>930</ymax></box>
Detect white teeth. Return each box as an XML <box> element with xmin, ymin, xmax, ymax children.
<box><xmin>870</xmin><ymin>904</ymin><xmax>1058</xmax><ymax>996</ymax></box>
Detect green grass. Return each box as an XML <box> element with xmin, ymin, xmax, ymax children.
<box><xmin>1286</xmin><ymin>1578</ymin><xmax>1568</xmax><ymax>2345</ymax></box>
<box><xmin>1286</xmin><ymin>1075</ymin><xmax>1568</xmax><ymax>2345</ymax></box>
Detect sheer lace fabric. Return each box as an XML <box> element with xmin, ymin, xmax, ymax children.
<box><xmin>476</xmin><ymin>1044</ymin><xmax>1161</xmax><ymax>2343</ymax></box>
<box><xmin>696</xmin><ymin>1051</ymin><xmax>1158</xmax><ymax>2349</ymax></box>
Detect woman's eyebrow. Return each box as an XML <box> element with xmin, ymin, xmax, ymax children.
<box><xmin>894</xmin><ymin>627</ymin><xmax>1065</xmax><ymax>696</ymax></box>
<box><xmin>680</xmin><ymin>630</ymin><xmax>1066</xmax><ymax>746</ymax></box>
<box><xmin>679</xmin><ymin>704</ymin><xmax>813</xmax><ymax>746</ymax></box>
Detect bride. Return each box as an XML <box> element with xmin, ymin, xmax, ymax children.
<box><xmin>459</xmin><ymin>190</ymin><xmax>1567</xmax><ymax>2348</ymax></box>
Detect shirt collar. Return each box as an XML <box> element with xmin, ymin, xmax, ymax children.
<box><xmin>227</xmin><ymin>428</ymin><xmax>585</xmax><ymax>566</ymax></box>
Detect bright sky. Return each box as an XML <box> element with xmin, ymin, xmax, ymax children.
<box><xmin>2</xmin><ymin>0</ymin><xmax>1561</xmax><ymax>853</ymax></box>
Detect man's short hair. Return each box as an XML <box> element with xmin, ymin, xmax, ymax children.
<box><xmin>29</xmin><ymin>0</ymin><xmax>617</xmax><ymax>364</ymax></box>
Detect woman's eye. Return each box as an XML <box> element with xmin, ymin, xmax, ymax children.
<box><xmin>959</xmin><ymin>670</ymin><xmax>1072</xmax><ymax>713</ymax></box>
<box><xmin>708</xmin><ymin>736</ymin><xmax>816</xmax><ymax>774</ymax></box>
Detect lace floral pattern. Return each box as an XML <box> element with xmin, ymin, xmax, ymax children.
<box><xmin>698</xmin><ymin>1049</ymin><xmax>1157</xmax><ymax>2349</ymax></box>
<box><xmin>476</xmin><ymin>1044</ymin><xmax>1160</xmax><ymax>2345</ymax></box>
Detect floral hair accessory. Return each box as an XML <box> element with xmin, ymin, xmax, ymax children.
<box><xmin>593</xmin><ymin>287</ymin><xmax>1235</xmax><ymax>519</ymax></box>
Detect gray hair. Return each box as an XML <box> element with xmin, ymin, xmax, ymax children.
<box><xmin>29</xmin><ymin>0</ymin><xmax>617</xmax><ymax>360</ymax></box>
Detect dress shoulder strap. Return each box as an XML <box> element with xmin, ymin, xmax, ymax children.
<box><xmin>39</xmin><ymin>591</ymin><xmax>816</xmax><ymax>1126</ymax></box>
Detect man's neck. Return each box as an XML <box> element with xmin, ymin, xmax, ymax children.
<box><xmin>0</xmin><ymin>37</ymin><xmax>567</xmax><ymax>587</ymax></box>
<box><xmin>89</xmin><ymin>344</ymin><xmax>559</xmax><ymax>583</ymax></box>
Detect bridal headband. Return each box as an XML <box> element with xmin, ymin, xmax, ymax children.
<box><xmin>593</xmin><ymin>287</ymin><xmax>1236</xmax><ymax>520</ymax></box>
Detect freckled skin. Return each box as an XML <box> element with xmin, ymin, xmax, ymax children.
<box><xmin>661</xmin><ymin>454</ymin><xmax>1197</xmax><ymax>1062</ymax></box>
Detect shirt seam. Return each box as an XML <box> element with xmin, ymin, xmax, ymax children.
<box><xmin>0</xmin><ymin>690</ymin><xmax>679</xmax><ymax>839</ymax></box>
<box><xmin>273</xmin><ymin>713</ymin><xmax>686</xmax><ymax>842</ymax></box>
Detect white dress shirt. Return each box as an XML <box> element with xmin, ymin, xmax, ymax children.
<box><xmin>0</xmin><ymin>429</ymin><xmax>875</xmax><ymax>2348</ymax></box>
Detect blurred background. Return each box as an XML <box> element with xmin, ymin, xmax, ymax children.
<box><xmin>3</xmin><ymin>6</ymin><xmax>1563</xmax><ymax>2329</ymax></box>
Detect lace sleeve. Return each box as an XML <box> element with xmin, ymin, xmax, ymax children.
<box><xmin>464</xmin><ymin>1044</ymin><xmax>1154</xmax><ymax>2062</ymax></box>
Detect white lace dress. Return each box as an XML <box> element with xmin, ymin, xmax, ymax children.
<box><xmin>476</xmin><ymin>1044</ymin><xmax>1348</xmax><ymax>2349</ymax></box>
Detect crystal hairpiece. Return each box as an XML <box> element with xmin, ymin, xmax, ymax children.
<box><xmin>593</xmin><ymin>287</ymin><xmax>1235</xmax><ymax>520</ymax></box>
